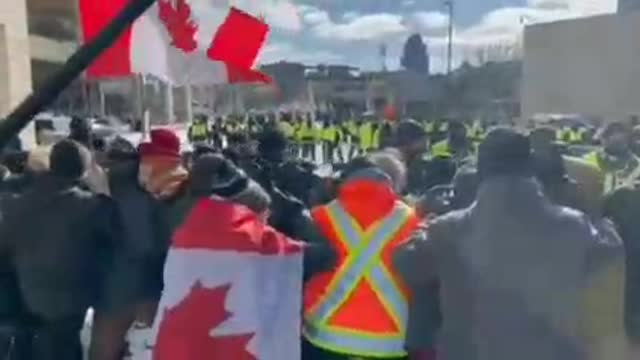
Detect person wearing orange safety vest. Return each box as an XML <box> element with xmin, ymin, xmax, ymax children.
<box><xmin>303</xmin><ymin>156</ymin><xmax>420</xmax><ymax>360</ymax></box>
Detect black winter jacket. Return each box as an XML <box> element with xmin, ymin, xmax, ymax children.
<box><xmin>0</xmin><ymin>175</ymin><xmax>119</xmax><ymax>320</ymax></box>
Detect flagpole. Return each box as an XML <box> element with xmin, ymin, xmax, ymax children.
<box><xmin>0</xmin><ymin>0</ymin><xmax>157</xmax><ymax>150</ymax></box>
<box><xmin>165</xmin><ymin>82</ymin><xmax>175</xmax><ymax>124</ymax></box>
<box><xmin>185</xmin><ymin>85</ymin><xmax>194</xmax><ymax>124</ymax></box>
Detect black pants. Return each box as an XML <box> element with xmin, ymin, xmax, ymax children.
<box><xmin>0</xmin><ymin>323</ymin><xmax>33</xmax><ymax>360</ymax></box>
<box><xmin>323</xmin><ymin>142</ymin><xmax>335</xmax><ymax>164</ymax></box>
<box><xmin>30</xmin><ymin>316</ymin><xmax>84</xmax><ymax>360</ymax></box>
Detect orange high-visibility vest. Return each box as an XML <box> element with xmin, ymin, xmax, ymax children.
<box><xmin>304</xmin><ymin>200</ymin><xmax>418</xmax><ymax>358</ymax></box>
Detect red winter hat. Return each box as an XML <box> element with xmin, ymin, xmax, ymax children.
<box><xmin>139</xmin><ymin>128</ymin><xmax>181</xmax><ymax>158</ymax></box>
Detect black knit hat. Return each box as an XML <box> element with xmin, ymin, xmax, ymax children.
<box><xmin>49</xmin><ymin>140</ymin><xmax>89</xmax><ymax>180</ymax></box>
<box><xmin>190</xmin><ymin>154</ymin><xmax>248</xmax><ymax>197</ymax></box>
<box><xmin>394</xmin><ymin>119</ymin><xmax>427</xmax><ymax>146</ymax></box>
<box><xmin>478</xmin><ymin>127</ymin><xmax>532</xmax><ymax>180</ymax></box>
<box><xmin>106</xmin><ymin>136</ymin><xmax>137</xmax><ymax>162</ymax></box>
<box><xmin>69</xmin><ymin>116</ymin><xmax>92</xmax><ymax>147</ymax></box>
<box><xmin>257</xmin><ymin>128</ymin><xmax>288</xmax><ymax>158</ymax></box>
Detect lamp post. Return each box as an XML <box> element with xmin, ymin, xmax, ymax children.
<box><xmin>444</xmin><ymin>0</ymin><xmax>454</xmax><ymax>75</ymax></box>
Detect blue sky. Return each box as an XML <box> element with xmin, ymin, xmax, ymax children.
<box><xmin>243</xmin><ymin>0</ymin><xmax>616</xmax><ymax>72</ymax></box>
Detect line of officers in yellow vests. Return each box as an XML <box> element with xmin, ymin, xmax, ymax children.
<box><xmin>189</xmin><ymin>113</ymin><xmax>526</xmax><ymax>163</ymax></box>
<box><xmin>276</xmin><ymin>116</ymin><xmax>493</xmax><ymax>163</ymax></box>
<box><xmin>189</xmin><ymin>113</ymin><xmax>598</xmax><ymax>164</ymax></box>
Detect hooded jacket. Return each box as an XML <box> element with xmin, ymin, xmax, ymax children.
<box><xmin>394</xmin><ymin>176</ymin><xmax>625</xmax><ymax>360</ymax></box>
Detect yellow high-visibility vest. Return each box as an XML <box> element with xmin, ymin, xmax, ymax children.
<box><xmin>359</xmin><ymin>122</ymin><xmax>374</xmax><ymax>151</ymax></box>
<box><xmin>322</xmin><ymin>126</ymin><xmax>340</xmax><ymax>142</ymax></box>
<box><xmin>431</xmin><ymin>140</ymin><xmax>452</xmax><ymax>158</ymax></box>
<box><xmin>298</xmin><ymin>123</ymin><xmax>317</xmax><ymax>143</ymax></box>
<box><xmin>191</xmin><ymin>123</ymin><xmax>208</xmax><ymax>138</ymax></box>
<box><xmin>279</xmin><ymin>121</ymin><xmax>295</xmax><ymax>139</ymax></box>
<box><xmin>584</xmin><ymin>151</ymin><xmax>640</xmax><ymax>193</ymax></box>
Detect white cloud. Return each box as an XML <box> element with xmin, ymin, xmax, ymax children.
<box><xmin>405</xmin><ymin>11</ymin><xmax>450</xmax><ymax>36</ymax></box>
<box><xmin>227</xmin><ymin>0</ymin><xmax>303</xmax><ymax>32</ymax></box>
<box><xmin>257</xmin><ymin>0</ymin><xmax>616</xmax><ymax>72</ymax></box>
<box><xmin>300</xmin><ymin>7</ymin><xmax>449</xmax><ymax>42</ymax></box>
<box><xmin>300</xmin><ymin>6</ymin><xmax>330</xmax><ymax>25</ymax></box>
<box><xmin>342</xmin><ymin>11</ymin><xmax>360</xmax><ymax>21</ymax></box>
<box><xmin>402</xmin><ymin>0</ymin><xmax>416</xmax><ymax>7</ymax></box>
<box><xmin>453</xmin><ymin>6</ymin><xmax>576</xmax><ymax>47</ymax></box>
<box><xmin>258</xmin><ymin>42</ymin><xmax>344</xmax><ymax>65</ymax></box>
<box><xmin>312</xmin><ymin>13</ymin><xmax>407</xmax><ymax>41</ymax></box>
<box><xmin>262</xmin><ymin>1</ymin><xmax>303</xmax><ymax>32</ymax></box>
<box><xmin>413</xmin><ymin>3</ymin><xmax>579</xmax><ymax>72</ymax></box>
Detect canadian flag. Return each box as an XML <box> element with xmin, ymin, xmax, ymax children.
<box><xmin>144</xmin><ymin>198</ymin><xmax>303</xmax><ymax>360</ymax></box>
<box><xmin>79</xmin><ymin>0</ymin><xmax>270</xmax><ymax>85</ymax></box>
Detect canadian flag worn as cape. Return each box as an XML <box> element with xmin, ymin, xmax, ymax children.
<box><xmin>79</xmin><ymin>0</ymin><xmax>270</xmax><ymax>85</ymax></box>
<box><xmin>147</xmin><ymin>198</ymin><xmax>303</xmax><ymax>360</ymax></box>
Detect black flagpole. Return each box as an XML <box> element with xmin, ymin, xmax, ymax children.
<box><xmin>0</xmin><ymin>0</ymin><xmax>156</xmax><ymax>150</ymax></box>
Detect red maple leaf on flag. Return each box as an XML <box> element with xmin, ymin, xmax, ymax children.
<box><xmin>154</xmin><ymin>281</ymin><xmax>256</xmax><ymax>360</ymax></box>
<box><xmin>158</xmin><ymin>0</ymin><xmax>199</xmax><ymax>53</ymax></box>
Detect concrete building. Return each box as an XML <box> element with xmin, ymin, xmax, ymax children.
<box><xmin>618</xmin><ymin>0</ymin><xmax>640</xmax><ymax>13</ymax></box>
<box><xmin>567</xmin><ymin>0</ymin><xmax>617</xmax><ymax>16</ymax></box>
<box><xmin>522</xmin><ymin>11</ymin><xmax>640</xmax><ymax>122</ymax></box>
<box><xmin>0</xmin><ymin>0</ymin><xmax>80</xmax><ymax>147</ymax></box>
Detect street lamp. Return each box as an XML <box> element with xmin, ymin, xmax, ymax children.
<box><xmin>444</xmin><ymin>0</ymin><xmax>454</xmax><ymax>75</ymax></box>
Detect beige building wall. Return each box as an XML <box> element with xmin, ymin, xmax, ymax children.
<box><xmin>522</xmin><ymin>12</ymin><xmax>640</xmax><ymax>122</ymax></box>
<box><xmin>0</xmin><ymin>0</ymin><xmax>36</xmax><ymax>148</ymax></box>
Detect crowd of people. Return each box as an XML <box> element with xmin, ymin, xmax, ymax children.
<box><xmin>0</xmin><ymin>112</ymin><xmax>638</xmax><ymax>360</ymax></box>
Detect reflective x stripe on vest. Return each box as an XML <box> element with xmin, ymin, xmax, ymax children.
<box><xmin>604</xmin><ymin>161</ymin><xmax>640</xmax><ymax>193</ymax></box>
<box><xmin>304</xmin><ymin>202</ymin><xmax>411</xmax><ymax>357</ymax></box>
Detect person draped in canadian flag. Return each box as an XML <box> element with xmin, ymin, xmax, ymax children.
<box><xmin>140</xmin><ymin>153</ymin><xmax>332</xmax><ymax>360</ymax></box>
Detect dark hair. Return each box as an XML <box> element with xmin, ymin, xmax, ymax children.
<box><xmin>106</xmin><ymin>136</ymin><xmax>138</xmax><ymax>162</ymax></box>
<box><xmin>50</xmin><ymin>140</ymin><xmax>87</xmax><ymax>179</ymax></box>
<box><xmin>478</xmin><ymin>128</ymin><xmax>532</xmax><ymax>180</ymax></box>
<box><xmin>257</xmin><ymin>128</ymin><xmax>288</xmax><ymax>155</ymax></box>
<box><xmin>192</xmin><ymin>144</ymin><xmax>218</xmax><ymax>160</ymax></box>
<box><xmin>531</xmin><ymin>146</ymin><xmax>567</xmax><ymax>187</ymax></box>
<box><xmin>69</xmin><ymin>116</ymin><xmax>92</xmax><ymax>147</ymax></box>
<box><xmin>393</xmin><ymin>119</ymin><xmax>427</xmax><ymax>146</ymax></box>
